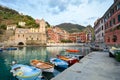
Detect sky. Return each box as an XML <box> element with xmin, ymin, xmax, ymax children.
<box><xmin>0</xmin><ymin>0</ymin><xmax>113</xmax><ymax>26</ymax></box>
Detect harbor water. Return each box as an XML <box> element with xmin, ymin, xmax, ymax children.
<box><xmin>0</xmin><ymin>46</ymin><xmax>90</xmax><ymax>80</ymax></box>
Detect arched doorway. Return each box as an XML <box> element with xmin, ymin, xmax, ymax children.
<box><xmin>18</xmin><ymin>42</ymin><xmax>24</xmax><ymax>45</ymax></box>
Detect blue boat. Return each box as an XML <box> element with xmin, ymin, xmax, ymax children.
<box><xmin>0</xmin><ymin>48</ymin><xmax>3</xmax><ymax>52</ymax></box>
<box><xmin>50</xmin><ymin>58</ymin><xmax>68</xmax><ymax>69</ymax></box>
<box><xmin>5</xmin><ymin>47</ymin><xmax>17</xmax><ymax>50</ymax></box>
<box><xmin>10</xmin><ymin>64</ymin><xmax>42</xmax><ymax>80</ymax></box>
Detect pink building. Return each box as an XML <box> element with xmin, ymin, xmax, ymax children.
<box><xmin>69</xmin><ymin>32</ymin><xmax>87</xmax><ymax>43</ymax></box>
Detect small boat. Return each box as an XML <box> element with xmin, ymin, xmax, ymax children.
<box><xmin>109</xmin><ymin>47</ymin><xmax>120</xmax><ymax>57</ymax></box>
<box><xmin>64</xmin><ymin>54</ymin><xmax>84</xmax><ymax>60</ymax></box>
<box><xmin>10</xmin><ymin>64</ymin><xmax>42</xmax><ymax>80</ymax></box>
<box><xmin>30</xmin><ymin>59</ymin><xmax>54</xmax><ymax>72</ymax></box>
<box><xmin>57</xmin><ymin>55</ymin><xmax>79</xmax><ymax>66</ymax></box>
<box><xmin>66</xmin><ymin>49</ymin><xmax>80</xmax><ymax>52</ymax></box>
<box><xmin>109</xmin><ymin>47</ymin><xmax>120</xmax><ymax>61</ymax></box>
<box><xmin>0</xmin><ymin>48</ymin><xmax>3</xmax><ymax>52</ymax></box>
<box><xmin>4</xmin><ymin>47</ymin><xmax>17</xmax><ymax>50</ymax></box>
<box><xmin>50</xmin><ymin>58</ymin><xmax>68</xmax><ymax>69</ymax></box>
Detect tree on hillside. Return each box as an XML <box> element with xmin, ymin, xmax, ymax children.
<box><xmin>46</xmin><ymin>22</ymin><xmax>50</xmax><ymax>28</ymax></box>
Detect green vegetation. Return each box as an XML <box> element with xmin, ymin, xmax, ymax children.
<box><xmin>61</xmin><ymin>39</ymin><xmax>72</xmax><ymax>43</ymax></box>
<box><xmin>56</xmin><ymin>23</ymin><xmax>85</xmax><ymax>33</ymax></box>
<box><xmin>56</xmin><ymin>23</ymin><xmax>95</xmax><ymax>42</ymax></box>
<box><xmin>0</xmin><ymin>5</ymin><xmax>38</xmax><ymax>29</ymax></box>
<box><xmin>0</xmin><ymin>24</ymin><xmax>6</xmax><ymax>30</ymax></box>
<box><xmin>46</xmin><ymin>22</ymin><xmax>51</xmax><ymax>28</ymax></box>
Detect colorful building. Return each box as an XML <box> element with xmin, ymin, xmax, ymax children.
<box><xmin>47</xmin><ymin>28</ymin><xmax>60</xmax><ymax>43</ymax></box>
<box><xmin>94</xmin><ymin>18</ymin><xmax>105</xmax><ymax>43</ymax></box>
<box><xmin>47</xmin><ymin>27</ymin><xmax>69</xmax><ymax>43</ymax></box>
<box><xmin>103</xmin><ymin>0</ymin><xmax>120</xmax><ymax>45</ymax></box>
<box><xmin>69</xmin><ymin>32</ymin><xmax>87</xmax><ymax>43</ymax></box>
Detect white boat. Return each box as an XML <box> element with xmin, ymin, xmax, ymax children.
<box><xmin>64</xmin><ymin>54</ymin><xmax>84</xmax><ymax>60</ymax></box>
<box><xmin>10</xmin><ymin>64</ymin><xmax>42</xmax><ymax>80</ymax></box>
<box><xmin>30</xmin><ymin>59</ymin><xmax>54</xmax><ymax>73</ymax></box>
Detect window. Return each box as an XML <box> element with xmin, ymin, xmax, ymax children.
<box><xmin>118</xmin><ymin>15</ymin><xmax>120</xmax><ymax>22</ymax></box>
<box><xmin>113</xmin><ymin>18</ymin><xmax>115</xmax><ymax>25</ymax></box>
<box><xmin>102</xmin><ymin>26</ymin><xmax>103</xmax><ymax>30</ymax></box>
<box><xmin>110</xmin><ymin>20</ymin><xmax>112</xmax><ymax>27</ymax></box>
<box><xmin>111</xmin><ymin>9</ymin><xmax>114</xmax><ymax>15</ymax></box>
<box><xmin>114</xmin><ymin>6</ymin><xmax>117</xmax><ymax>12</ymax></box>
<box><xmin>112</xmin><ymin>35</ymin><xmax>117</xmax><ymax>42</ymax></box>
<box><xmin>107</xmin><ymin>37</ymin><xmax>110</xmax><ymax>42</ymax></box>
<box><xmin>102</xmin><ymin>33</ymin><xmax>104</xmax><ymax>37</ymax></box>
<box><xmin>117</xmin><ymin>3</ymin><xmax>120</xmax><ymax>10</ymax></box>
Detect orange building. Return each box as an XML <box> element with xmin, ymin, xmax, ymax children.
<box><xmin>47</xmin><ymin>28</ymin><xmax>60</xmax><ymax>43</ymax></box>
<box><xmin>69</xmin><ymin>32</ymin><xmax>87</xmax><ymax>43</ymax></box>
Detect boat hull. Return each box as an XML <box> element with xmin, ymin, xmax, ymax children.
<box><xmin>109</xmin><ymin>47</ymin><xmax>120</xmax><ymax>57</ymax></box>
<box><xmin>11</xmin><ymin>64</ymin><xmax>42</xmax><ymax>80</ymax></box>
<box><xmin>57</xmin><ymin>55</ymin><xmax>79</xmax><ymax>66</ymax></box>
<box><xmin>66</xmin><ymin>49</ymin><xmax>80</xmax><ymax>52</ymax></box>
<box><xmin>50</xmin><ymin>58</ymin><xmax>68</xmax><ymax>69</ymax></box>
<box><xmin>30</xmin><ymin>60</ymin><xmax>54</xmax><ymax>73</ymax></box>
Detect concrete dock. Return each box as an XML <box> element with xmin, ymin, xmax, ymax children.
<box><xmin>51</xmin><ymin>51</ymin><xmax>120</xmax><ymax>80</ymax></box>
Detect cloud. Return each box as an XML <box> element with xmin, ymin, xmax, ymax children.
<box><xmin>0</xmin><ymin>0</ymin><xmax>113</xmax><ymax>26</ymax></box>
<box><xmin>0</xmin><ymin>0</ymin><xmax>16</xmax><ymax>4</ymax></box>
<box><xmin>88</xmin><ymin>0</ymin><xmax>107</xmax><ymax>4</ymax></box>
<box><xmin>47</xmin><ymin>0</ymin><xmax>67</xmax><ymax>14</ymax></box>
<box><xmin>87</xmin><ymin>17</ymin><xmax>97</xmax><ymax>20</ymax></box>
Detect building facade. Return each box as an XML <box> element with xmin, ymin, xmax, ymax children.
<box><xmin>103</xmin><ymin>0</ymin><xmax>120</xmax><ymax>45</ymax></box>
<box><xmin>69</xmin><ymin>32</ymin><xmax>87</xmax><ymax>43</ymax></box>
<box><xmin>47</xmin><ymin>27</ymin><xmax>69</xmax><ymax>43</ymax></box>
<box><xmin>94</xmin><ymin>18</ymin><xmax>105</xmax><ymax>43</ymax></box>
<box><xmin>14</xmin><ymin>19</ymin><xmax>47</xmax><ymax>46</ymax></box>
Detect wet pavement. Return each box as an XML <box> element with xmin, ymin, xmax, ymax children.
<box><xmin>51</xmin><ymin>51</ymin><xmax>120</xmax><ymax>80</ymax></box>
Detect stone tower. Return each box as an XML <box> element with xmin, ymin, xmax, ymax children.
<box><xmin>39</xmin><ymin>19</ymin><xmax>47</xmax><ymax>45</ymax></box>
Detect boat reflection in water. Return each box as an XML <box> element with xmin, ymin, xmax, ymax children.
<box><xmin>0</xmin><ymin>46</ymin><xmax>90</xmax><ymax>80</ymax></box>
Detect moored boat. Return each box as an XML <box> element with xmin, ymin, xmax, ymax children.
<box><xmin>109</xmin><ymin>47</ymin><xmax>120</xmax><ymax>57</ymax></box>
<box><xmin>10</xmin><ymin>64</ymin><xmax>42</xmax><ymax>80</ymax></box>
<box><xmin>57</xmin><ymin>55</ymin><xmax>79</xmax><ymax>66</ymax></box>
<box><xmin>4</xmin><ymin>47</ymin><xmax>17</xmax><ymax>50</ymax></box>
<box><xmin>66</xmin><ymin>49</ymin><xmax>80</xmax><ymax>52</ymax></box>
<box><xmin>50</xmin><ymin>58</ymin><xmax>68</xmax><ymax>69</ymax></box>
<box><xmin>109</xmin><ymin>47</ymin><xmax>120</xmax><ymax>61</ymax></box>
<box><xmin>65</xmin><ymin>54</ymin><xmax>84</xmax><ymax>60</ymax></box>
<box><xmin>0</xmin><ymin>48</ymin><xmax>3</xmax><ymax>52</ymax></box>
<box><xmin>30</xmin><ymin>59</ymin><xmax>54</xmax><ymax>73</ymax></box>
